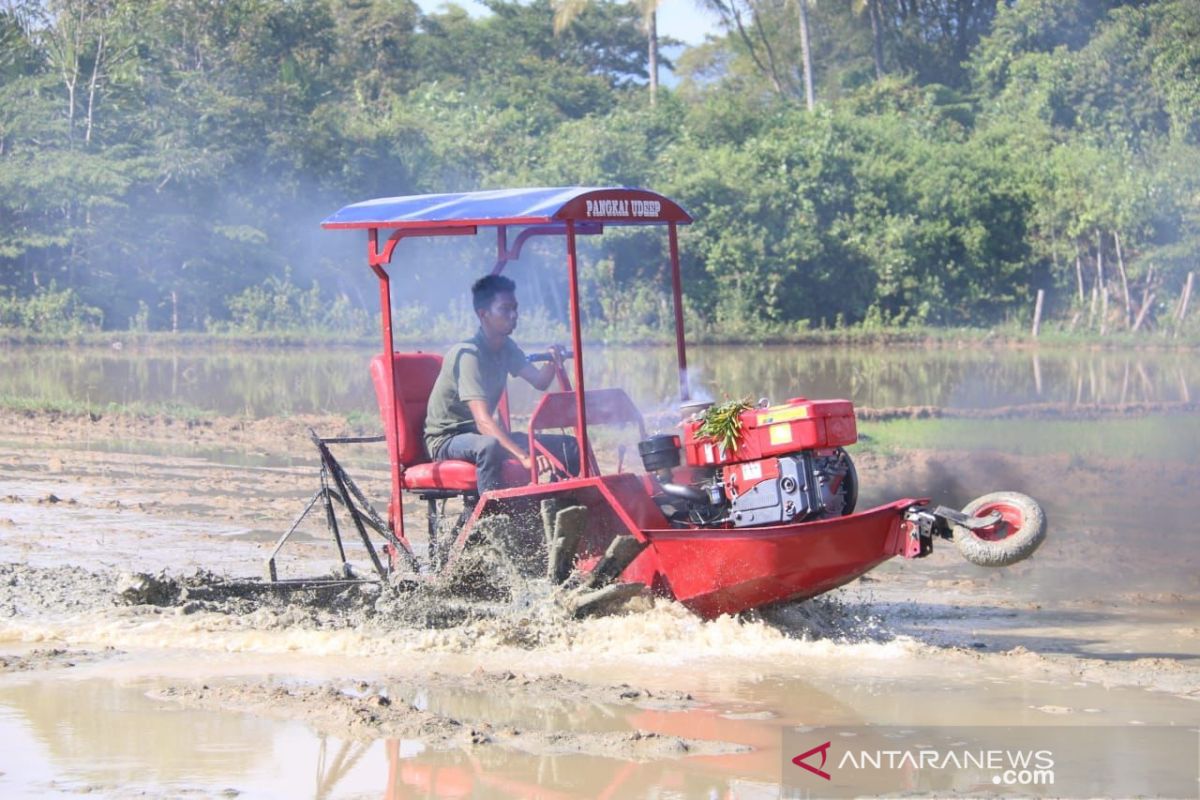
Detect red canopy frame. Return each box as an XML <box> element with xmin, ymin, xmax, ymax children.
<box><xmin>323</xmin><ymin>187</ymin><xmax>693</xmax><ymax>540</ymax></box>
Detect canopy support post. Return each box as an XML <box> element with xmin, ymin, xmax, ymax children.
<box><xmin>668</xmin><ymin>222</ymin><xmax>690</xmax><ymax>401</ymax></box>
<box><xmin>565</xmin><ymin>220</ymin><xmax>589</xmax><ymax>478</ymax></box>
<box><xmin>491</xmin><ymin>226</ymin><xmax>508</xmax><ymax>275</ymax></box>
<box><xmin>368</xmin><ymin>228</ymin><xmax>409</xmax><ymax>552</ymax></box>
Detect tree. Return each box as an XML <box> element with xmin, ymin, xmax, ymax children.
<box><xmin>853</xmin><ymin>0</ymin><xmax>884</xmax><ymax>79</ymax></box>
<box><xmin>552</xmin><ymin>0</ymin><xmax>663</xmax><ymax>104</ymax></box>
<box><xmin>796</xmin><ymin>0</ymin><xmax>813</xmax><ymax>109</ymax></box>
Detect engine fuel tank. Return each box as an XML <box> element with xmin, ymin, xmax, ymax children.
<box><xmin>681</xmin><ymin>397</ymin><xmax>857</xmax><ymax>468</ymax></box>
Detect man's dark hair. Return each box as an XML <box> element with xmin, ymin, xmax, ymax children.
<box><xmin>472</xmin><ymin>274</ymin><xmax>516</xmax><ymax>312</ymax></box>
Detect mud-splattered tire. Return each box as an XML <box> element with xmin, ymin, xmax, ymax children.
<box><xmin>952</xmin><ymin>491</ymin><xmax>1046</xmax><ymax>567</ymax></box>
<box><xmin>839</xmin><ymin>449</ymin><xmax>858</xmax><ymax>516</ymax></box>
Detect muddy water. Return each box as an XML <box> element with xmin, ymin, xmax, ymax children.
<box><xmin>1</xmin><ymin>344</ymin><xmax>1198</xmax><ymax>798</ymax></box>
<box><xmin>2</xmin><ymin>343</ymin><xmax>1196</xmax><ymax>416</ymax></box>
<box><xmin>0</xmin><ymin>637</ymin><xmax>1193</xmax><ymax>800</ymax></box>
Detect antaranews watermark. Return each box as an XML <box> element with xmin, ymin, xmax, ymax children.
<box><xmin>782</xmin><ymin>725</ymin><xmax>1198</xmax><ymax>798</ymax></box>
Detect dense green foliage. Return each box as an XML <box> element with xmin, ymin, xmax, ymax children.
<box><xmin>0</xmin><ymin>0</ymin><xmax>1197</xmax><ymax>339</ymax></box>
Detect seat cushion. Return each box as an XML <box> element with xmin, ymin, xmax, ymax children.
<box><xmin>402</xmin><ymin>459</ymin><xmax>529</xmax><ymax>492</ymax></box>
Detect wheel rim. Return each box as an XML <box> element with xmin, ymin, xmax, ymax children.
<box><xmin>970</xmin><ymin>501</ymin><xmax>1024</xmax><ymax>542</ymax></box>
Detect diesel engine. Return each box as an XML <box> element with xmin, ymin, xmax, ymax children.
<box><xmin>638</xmin><ymin>397</ymin><xmax>859</xmax><ymax>528</ymax></box>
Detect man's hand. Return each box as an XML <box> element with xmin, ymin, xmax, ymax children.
<box><xmin>519</xmin><ymin>345</ymin><xmax>569</xmax><ymax>392</ymax></box>
<box><xmin>518</xmin><ymin>452</ymin><xmax>553</xmax><ymax>473</ymax></box>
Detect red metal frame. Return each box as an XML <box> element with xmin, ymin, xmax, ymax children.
<box><xmin>668</xmin><ymin>222</ymin><xmax>690</xmax><ymax>401</ymax></box>
<box><xmin>489</xmin><ymin>223</ymin><xmax>603</xmax><ymax>275</ymax></box>
<box><xmin>367</xmin><ymin>259</ymin><xmax>407</xmax><ymax>548</ymax></box>
<box><xmin>351</xmin><ymin>191</ymin><xmax>693</xmax><ymax>549</ymax></box>
<box><xmin>564</xmin><ymin>220</ymin><xmax>590</xmax><ymax>477</ymax></box>
<box><xmin>323</xmin><ymin>188</ymin><xmax>969</xmax><ymax>620</ymax></box>
<box><xmin>526</xmin><ymin>387</ymin><xmax>646</xmax><ymax>480</ymax></box>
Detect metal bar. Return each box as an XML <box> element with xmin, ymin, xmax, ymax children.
<box><xmin>370</xmin><ymin>227</ymin><xmax>478</xmax><ymax>263</ymax></box>
<box><xmin>334</xmin><ymin>469</ymin><xmax>392</xmax><ymax>539</ymax></box>
<box><xmin>668</xmin><ymin>221</ymin><xmax>690</xmax><ymax>401</ymax></box>
<box><xmin>564</xmin><ymin>219</ymin><xmax>590</xmax><ymax>478</ymax></box>
<box><xmin>321</xmin><ymin>468</ymin><xmax>350</xmax><ymax>571</ymax></box>
<box><xmin>309</xmin><ymin>429</ymin><xmax>396</xmax><ymax>540</ymax></box>
<box><xmin>491</xmin><ymin>225</ymin><xmax>508</xmax><ymax>275</ymax></box>
<box><xmin>314</xmin><ymin>432</ymin><xmax>420</xmax><ymax>573</ymax></box>
<box><xmin>489</xmin><ymin>224</ymin><xmax>605</xmax><ymax>275</ymax></box>
<box><xmin>369</xmin><ymin>257</ymin><xmax>408</xmax><ymax>551</ymax></box>
<box><xmin>319</xmin><ymin>435</ymin><xmax>386</xmax><ymax>445</ymax></box>
<box><xmin>932</xmin><ymin>505</ymin><xmax>1002</xmax><ymax>530</ymax></box>
<box><xmin>324</xmin><ymin>478</ymin><xmax>393</xmax><ymax>539</ymax></box>
<box><xmin>427</xmin><ymin>499</ymin><xmax>438</xmax><ymax>568</ymax></box>
<box><xmin>265</xmin><ymin>488</ymin><xmax>324</xmax><ymax>582</ymax></box>
<box><xmin>321</xmin><ymin>443</ymin><xmax>388</xmax><ymax>580</ymax></box>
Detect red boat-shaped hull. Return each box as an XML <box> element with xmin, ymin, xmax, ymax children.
<box><xmin>626</xmin><ymin>499</ymin><xmax>919</xmax><ymax>619</ymax></box>
<box><xmin>471</xmin><ymin>476</ymin><xmax>925</xmax><ymax>620</ymax></box>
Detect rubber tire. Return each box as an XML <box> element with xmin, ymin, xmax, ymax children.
<box><xmin>952</xmin><ymin>491</ymin><xmax>1046</xmax><ymax>567</ymax></box>
<box><xmin>839</xmin><ymin>449</ymin><xmax>859</xmax><ymax>516</ymax></box>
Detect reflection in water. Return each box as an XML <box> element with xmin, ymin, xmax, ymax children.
<box><xmin>2</xmin><ymin>345</ymin><xmax>1197</xmax><ymax>419</ymax></box>
<box><xmin>0</xmin><ymin>666</ymin><xmax>853</xmax><ymax>799</ymax></box>
<box><xmin>315</xmin><ymin>738</ymin><xmax>373</xmax><ymax>800</ymax></box>
<box><xmin>0</xmin><ymin>677</ymin><xmax>273</xmax><ymax>785</ymax></box>
<box><xmin>382</xmin><ymin>744</ymin><xmax>751</xmax><ymax>800</ymax></box>
<box><xmin>0</xmin><ymin>673</ymin><xmax>773</xmax><ymax>799</ymax></box>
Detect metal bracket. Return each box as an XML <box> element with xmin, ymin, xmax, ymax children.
<box><xmin>264</xmin><ymin>429</ymin><xmax>419</xmax><ymax>584</ymax></box>
<box><xmin>898</xmin><ymin>507</ymin><xmax>937</xmax><ymax>558</ymax></box>
<box><xmin>932</xmin><ymin>505</ymin><xmax>1002</xmax><ymax>531</ymax></box>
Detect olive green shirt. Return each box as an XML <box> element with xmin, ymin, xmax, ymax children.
<box><xmin>424</xmin><ymin>328</ymin><xmax>527</xmax><ymax>458</ymax></box>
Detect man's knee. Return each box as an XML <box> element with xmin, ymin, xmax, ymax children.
<box><xmin>475</xmin><ymin>436</ymin><xmax>506</xmax><ymax>464</ymax></box>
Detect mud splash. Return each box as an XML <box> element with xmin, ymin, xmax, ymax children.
<box><xmin>0</xmin><ymin>560</ymin><xmax>920</xmax><ymax>669</ymax></box>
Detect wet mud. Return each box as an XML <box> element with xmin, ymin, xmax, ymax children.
<box><xmin>0</xmin><ymin>647</ymin><xmax>118</xmax><ymax>673</ymax></box>
<box><xmin>148</xmin><ymin>671</ymin><xmax>724</xmax><ymax>761</ymax></box>
<box><xmin>1</xmin><ymin>406</ymin><xmax>1198</xmax><ymax>798</ymax></box>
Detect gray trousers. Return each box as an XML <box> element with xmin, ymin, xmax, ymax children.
<box><xmin>434</xmin><ymin>431</ymin><xmax>581</xmax><ymax>494</ymax></box>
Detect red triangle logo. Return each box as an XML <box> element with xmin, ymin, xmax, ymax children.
<box><xmin>792</xmin><ymin>740</ymin><xmax>832</xmax><ymax>780</ymax></box>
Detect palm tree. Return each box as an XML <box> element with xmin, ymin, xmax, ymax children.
<box><xmin>796</xmin><ymin>0</ymin><xmax>813</xmax><ymax>110</ymax></box>
<box><xmin>553</xmin><ymin>0</ymin><xmax>662</xmax><ymax>105</ymax></box>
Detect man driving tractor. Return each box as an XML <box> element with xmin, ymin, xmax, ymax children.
<box><xmin>423</xmin><ymin>275</ymin><xmax>580</xmax><ymax>493</ymax></box>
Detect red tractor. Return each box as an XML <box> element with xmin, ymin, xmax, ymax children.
<box><xmin>266</xmin><ymin>187</ymin><xmax>1046</xmax><ymax>618</ymax></box>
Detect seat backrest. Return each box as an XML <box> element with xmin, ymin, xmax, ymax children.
<box><xmin>370</xmin><ymin>351</ymin><xmax>443</xmax><ymax>467</ymax></box>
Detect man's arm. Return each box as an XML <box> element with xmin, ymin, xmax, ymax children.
<box><xmin>516</xmin><ymin>345</ymin><xmax>565</xmax><ymax>391</ymax></box>
<box><xmin>467</xmin><ymin>399</ymin><xmax>532</xmax><ymax>469</ymax></box>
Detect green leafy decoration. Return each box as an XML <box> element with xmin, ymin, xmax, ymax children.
<box><xmin>697</xmin><ymin>397</ymin><xmax>753</xmax><ymax>453</ymax></box>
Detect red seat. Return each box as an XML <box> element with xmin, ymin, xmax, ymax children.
<box><xmin>370</xmin><ymin>352</ymin><xmax>526</xmax><ymax>494</ymax></box>
<box><xmin>401</xmin><ymin>459</ymin><xmax>529</xmax><ymax>491</ymax></box>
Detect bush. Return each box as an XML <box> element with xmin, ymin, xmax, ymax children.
<box><xmin>212</xmin><ymin>271</ymin><xmax>372</xmax><ymax>336</ymax></box>
<box><xmin>0</xmin><ymin>283</ymin><xmax>104</xmax><ymax>334</ymax></box>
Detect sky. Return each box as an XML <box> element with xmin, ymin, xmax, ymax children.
<box><xmin>414</xmin><ymin>0</ymin><xmax>723</xmax><ymax>46</ymax></box>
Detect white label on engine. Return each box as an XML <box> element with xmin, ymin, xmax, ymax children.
<box><xmin>742</xmin><ymin>461</ymin><xmax>762</xmax><ymax>481</ymax></box>
<box><xmin>703</xmin><ymin>443</ymin><xmax>714</xmax><ymax>463</ymax></box>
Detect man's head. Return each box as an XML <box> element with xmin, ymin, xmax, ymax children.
<box><xmin>472</xmin><ymin>274</ymin><xmax>518</xmax><ymax>338</ymax></box>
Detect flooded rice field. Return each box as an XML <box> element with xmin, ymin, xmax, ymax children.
<box><xmin>2</xmin><ymin>342</ymin><xmax>1195</xmax><ymax>417</ymax></box>
<box><xmin>0</xmin><ymin>343</ymin><xmax>1198</xmax><ymax>799</ymax></box>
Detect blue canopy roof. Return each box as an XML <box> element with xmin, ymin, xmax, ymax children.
<box><xmin>321</xmin><ymin>186</ymin><xmax>691</xmax><ymax>230</ymax></box>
